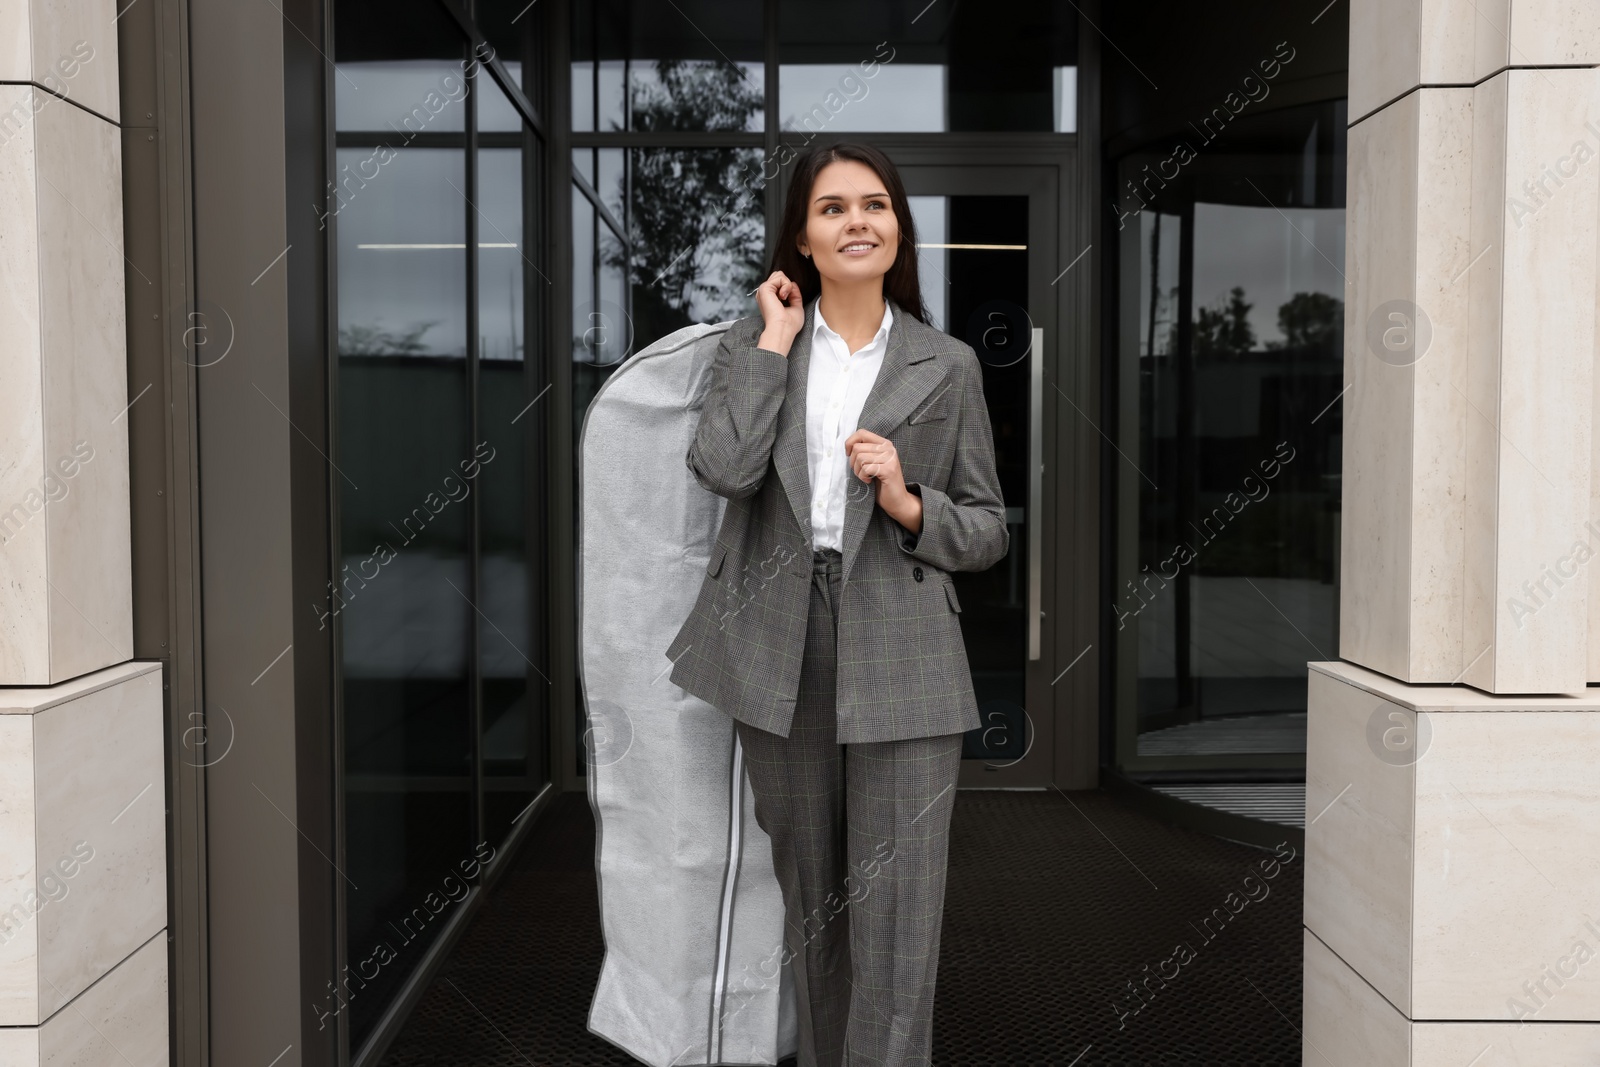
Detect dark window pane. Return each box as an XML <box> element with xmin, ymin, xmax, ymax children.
<box><xmin>778</xmin><ymin>0</ymin><xmax>1075</xmax><ymax>132</ymax></box>
<box><xmin>571</xmin><ymin>0</ymin><xmax>764</xmax><ymax>132</ymax></box>
<box><xmin>477</xmin><ymin>0</ymin><xmax>543</xmax><ymax>80</ymax></box>
<box><xmin>478</xmin><ymin>112</ymin><xmax>543</xmax><ymax>843</ymax></box>
<box><xmin>910</xmin><ymin>195</ymin><xmax>1032</xmax><ymax>754</ymax></box>
<box><xmin>1111</xmin><ymin>101</ymin><xmax>1346</xmax><ymax>765</ymax></box>
<box><xmin>333</xmin><ymin>2</ymin><xmax>471</xmax><ymax>1050</ymax></box>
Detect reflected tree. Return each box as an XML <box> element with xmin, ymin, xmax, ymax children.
<box><xmin>1270</xmin><ymin>291</ymin><xmax>1342</xmax><ymax>354</ymax></box>
<box><xmin>338</xmin><ymin>321</ymin><xmax>439</xmax><ymax>356</ymax></box>
<box><xmin>604</xmin><ymin>60</ymin><xmax>765</xmax><ymax>343</ymax></box>
<box><xmin>1193</xmin><ymin>285</ymin><xmax>1255</xmax><ymax>357</ymax></box>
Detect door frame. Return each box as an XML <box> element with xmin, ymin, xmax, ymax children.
<box><xmin>768</xmin><ymin>136</ymin><xmax>1097</xmax><ymax>790</ymax></box>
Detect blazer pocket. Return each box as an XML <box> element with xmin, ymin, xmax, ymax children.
<box><xmin>943</xmin><ymin>582</ymin><xmax>961</xmax><ymax>613</ymax></box>
<box><xmin>907</xmin><ymin>384</ymin><xmax>954</xmax><ymax>424</ymax></box>
<box><xmin>707</xmin><ymin>544</ymin><xmax>728</xmax><ymax>578</ymax></box>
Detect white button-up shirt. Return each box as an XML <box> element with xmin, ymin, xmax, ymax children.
<box><xmin>805</xmin><ymin>299</ymin><xmax>893</xmax><ymax>552</ymax></box>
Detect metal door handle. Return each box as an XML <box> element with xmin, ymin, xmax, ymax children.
<box><xmin>1028</xmin><ymin>327</ymin><xmax>1043</xmax><ymax>661</ymax></box>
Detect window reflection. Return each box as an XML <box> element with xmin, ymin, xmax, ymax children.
<box><xmin>625</xmin><ymin>147</ymin><xmax>764</xmax><ymax>335</ymax></box>
<box><xmin>479</xmin><ymin>61</ymin><xmax>526</xmax><ymax>132</ymax></box>
<box><xmin>906</xmin><ymin>196</ymin><xmax>948</xmax><ymax>330</ymax></box>
<box><xmin>914</xmin><ymin>195</ymin><xmax>1032</xmax><ymax>762</ymax></box>
<box><xmin>336</xmin><ymin>148</ymin><xmax>469</xmax><ymax>356</ymax></box>
<box><xmin>333</xmin><ymin>0</ymin><xmax>549</xmax><ymax>1049</ymax></box>
<box><xmin>478</xmin><ymin>74</ymin><xmax>545</xmax><ymax>841</ymax></box>
<box><xmin>334</xmin><ymin>132</ymin><xmax>474</xmax><ymax>1053</ymax></box>
<box><xmin>572</xmin><ymin>0</ymin><xmax>763</xmax><ymax>132</ymax></box>
<box><xmin>777</xmin><ymin>0</ymin><xmax>1075</xmax><ymax>132</ymax></box>
<box><xmin>335</xmin><ymin>60</ymin><xmax>470</xmax><ymax>133</ymax></box>
<box><xmin>778</xmin><ymin>61</ymin><xmax>943</xmax><ymax>133</ymax></box>
<box><xmin>1113</xmin><ymin>100</ymin><xmax>1346</xmax><ymax>766</ymax></box>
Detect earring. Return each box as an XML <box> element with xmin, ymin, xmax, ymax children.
<box><xmin>801</xmin><ymin>251</ymin><xmax>810</xmax><ymax>259</ymax></box>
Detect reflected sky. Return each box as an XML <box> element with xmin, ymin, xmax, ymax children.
<box><xmin>335</xmin><ymin>147</ymin><xmax>467</xmax><ymax>357</ymax></box>
<box><xmin>1193</xmin><ymin>203</ymin><xmax>1346</xmax><ymax>347</ymax></box>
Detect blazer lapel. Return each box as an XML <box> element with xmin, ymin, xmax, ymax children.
<box><xmin>839</xmin><ymin>300</ymin><xmax>948</xmax><ymax>584</ymax></box>
<box><xmin>772</xmin><ymin>300</ymin><xmax>817</xmax><ymax>550</ymax></box>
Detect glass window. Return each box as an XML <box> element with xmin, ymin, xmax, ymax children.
<box><xmin>332</xmin><ymin>0</ymin><xmax>551</xmax><ymax>1049</ymax></box>
<box><xmin>335</xmin><ymin>59</ymin><xmax>470</xmax><ymax>133</ymax></box>
<box><xmin>572</xmin><ymin>145</ymin><xmax>595</xmax><ymax>186</ymax></box>
<box><xmin>477</xmin><ymin>73</ymin><xmax>545</xmax><ymax>845</ymax></box>
<box><xmin>778</xmin><ymin>0</ymin><xmax>1075</xmax><ymax>132</ymax></box>
<box><xmin>906</xmin><ymin>196</ymin><xmax>948</xmax><ymax>330</ymax></box>
<box><xmin>1111</xmin><ymin>100</ymin><xmax>1346</xmax><ymax>769</ymax></box>
<box><xmin>778</xmin><ymin>60</ymin><xmax>945</xmax><ymax>133</ymax></box>
<box><xmin>571</xmin><ymin>185</ymin><xmax>598</xmax><ymax>364</ymax></box>
<box><xmin>571</xmin><ymin>0</ymin><xmax>764</xmax><ymax>132</ymax></box>
<box><xmin>333</xmin><ymin>126</ymin><xmax>475</xmax><ymax>1067</ymax></box>
<box><xmin>335</xmin><ymin>148</ymin><xmax>469</xmax><ymax>353</ymax></box>
<box><xmin>479</xmin><ymin>61</ymin><xmax>526</xmax><ymax>131</ymax></box>
<box><xmin>623</xmin><ymin>147</ymin><xmax>765</xmax><ymax>338</ymax></box>
<box><xmin>913</xmin><ymin>194</ymin><xmax>1033</xmax><ymax>759</ymax></box>
<box><xmin>478</xmin><ymin>0</ymin><xmax>541</xmax><ymax>81</ymax></box>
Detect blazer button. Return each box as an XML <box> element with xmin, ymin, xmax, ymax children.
<box><xmin>912</xmin><ymin>566</ymin><xmax>924</xmax><ymax>582</ymax></box>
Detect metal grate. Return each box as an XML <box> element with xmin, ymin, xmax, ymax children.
<box><xmin>380</xmin><ymin>790</ymin><xmax>1304</xmax><ymax>1066</ymax></box>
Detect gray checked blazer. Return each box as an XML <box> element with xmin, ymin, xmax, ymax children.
<box><xmin>664</xmin><ymin>296</ymin><xmax>1009</xmax><ymax>744</ymax></box>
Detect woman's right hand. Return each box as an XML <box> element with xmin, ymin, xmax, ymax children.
<box><xmin>755</xmin><ymin>270</ymin><xmax>804</xmax><ymax>357</ymax></box>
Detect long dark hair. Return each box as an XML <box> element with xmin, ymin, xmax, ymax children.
<box><xmin>768</xmin><ymin>142</ymin><xmax>930</xmax><ymax>324</ymax></box>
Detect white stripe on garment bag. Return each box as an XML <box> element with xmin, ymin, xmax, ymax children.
<box><xmin>708</xmin><ymin>728</ymin><xmax>747</xmax><ymax>1061</ymax></box>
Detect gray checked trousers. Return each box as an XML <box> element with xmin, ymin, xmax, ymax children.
<box><xmin>734</xmin><ymin>546</ymin><xmax>964</xmax><ymax>1067</ymax></box>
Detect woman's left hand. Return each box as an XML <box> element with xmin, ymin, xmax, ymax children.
<box><xmin>845</xmin><ymin>429</ymin><xmax>924</xmax><ymax>535</ymax></box>
<box><xmin>845</xmin><ymin>429</ymin><xmax>905</xmax><ymax>502</ymax></box>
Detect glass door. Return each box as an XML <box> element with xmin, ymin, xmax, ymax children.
<box><xmin>893</xmin><ymin>162</ymin><xmax>1062</xmax><ymax>788</ymax></box>
<box><xmin>1110</xmin><ymin>101</ymin><xmax>1346</xmax><ymax>777</ymax></box>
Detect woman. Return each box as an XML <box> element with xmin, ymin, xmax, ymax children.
<box><xmin>664</xmin><ymin>142</ymin><xmax>1009</xmax><ymax>1067</ymax></box>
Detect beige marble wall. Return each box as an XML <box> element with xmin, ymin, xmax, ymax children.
<box><xmin>0</xmin><ymin>81</ymin><xmax>131</xmax><ymax>686</ymax></box>
<box><xmin>1413</xmin><ymin>706</ymin><xmax>1600</xmax><ymax>1019</ymax></box>
<box><xmin>1463</xmin><ymin>67</ymin><xmax>1600</xmax><ymax>695</ymax></box>
<box><xmin>1307</xmin><ymin>663</ymin><xmax>1600</xmax><ymax>1041</ymax></box>
<box><xmin>0</xmin><ymin>663</ymin><xmax>165</xmax><ymax>1027</ymax></box>
<box><xmin>1341</xmin><ymin>66</ymin><xmax>1600</xmax><ymax>694</ymax></box>
<box><xmin>1339</xmin><ymin>87</ymin><xmax>1474</xmax><ymax>684</ymax></box>
<box><xmin>1414</xmin><ymin>1019</ymin><xmax>1600</xmax><ymax>1065</ymax></box>
<box><xmin>39</xmin><ymin>932</ymin><xmax>166</xmax><ymax>1066</ymax></box>
<box><xmin>1350</xmin><ymin>0</ymin><xmax>1600</xmax><ymax>121</ymax></box>
<box><xmin>1306</xmin><ymin>926</ymin><xmax>1600</xmax><ymax>1066</ymax></box>
<box><xmin>0</xmin><ymin>84</ymin><xmax>52</xmax><ymax>682</ymax></box>
<box><xmin>0</xmin><ymin>0</ymin><xmax>121</xmax><ymax>122</ymax></box>
<box><xmin>0</xmin><ymin>931</ymin><xmax>167</xmax><ymax>1066</ymax></box>
<box><xmin>1322</xmin><ymin>2</ymin><xmax>1600</xmax><ymax>1059</ymax></box>
<box><xmin>1591</xmin><ymin>266</ymin><xmax>1600</xmax><ymax>682</ymax></box>
<box><xmin>1303</xmin><ymin>668</ymin><xmax>1416</xmax><ymax>1014</ymax></box>
<box><xmin>1303</xmin><ymin>929</ymin><xmax>1410</xmax><ymax>1066</ymax></box>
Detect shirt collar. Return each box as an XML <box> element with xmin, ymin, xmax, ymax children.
<box><xmin>812</xmin><ymin>298</ymin><xmax>894</xmax><ymax>354</ymax></box>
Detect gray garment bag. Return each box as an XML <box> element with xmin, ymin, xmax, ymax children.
<box><xmin>578</xmin><ymin>320</ymin><xmax>799</xmax><ymax>1066</ymax></box>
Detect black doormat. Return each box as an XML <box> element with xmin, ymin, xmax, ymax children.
<box><xmin>378</xmin><ymin>789</ymin><xmax>1303</xmax><ymax>1066</ymax></box>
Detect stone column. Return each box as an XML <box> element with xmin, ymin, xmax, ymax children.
<box><xmin>0</xmin><ymin>0</ymin><xmax>168</xmax><ymax>1059</ymax></box>
<box><xmin>1308</xmin><ymin>0</ymin><xmax>1600</xmax><ymax>1062</ymax></box>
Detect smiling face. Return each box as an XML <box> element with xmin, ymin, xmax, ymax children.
<box><xmin>796</xmin><ymin>159</ymin><xmax>900</xmax><ymax>291</ymax></box>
